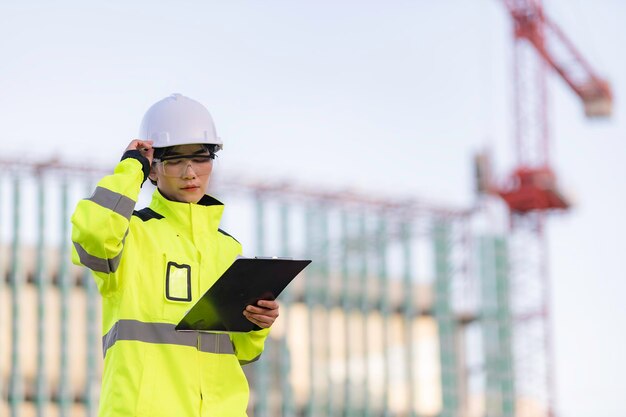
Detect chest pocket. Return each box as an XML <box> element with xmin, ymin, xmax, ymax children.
<box><xmin>166</xmin><ymin>261</ymin><xmax>192</xmax><ymax>301</ymax></box>
<box><xmin>161</xmin><ymin>257</ymin><xmax>199</xmax><ymax>321</ymax></box>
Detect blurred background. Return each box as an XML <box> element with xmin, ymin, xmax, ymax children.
<box><xmin>0</xmin><ymin>1</ymin><xmax>624</xmax><ymax>417</ymax></box>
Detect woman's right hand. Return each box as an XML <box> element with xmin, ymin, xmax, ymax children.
<box><xmin>126</xmin><ymin>140</ymin><xmax>154</xmax><ymax>165</ymax></box>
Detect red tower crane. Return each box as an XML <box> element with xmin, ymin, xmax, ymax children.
<box><xmin>478</xmin><ymin>1</ymin><xmax>612</xmax><ymax>416</ymax></box>
<box><xmin>498</xmin><ymin>0</ymin><xmax>612</xmax><ymax>214</ymax></box>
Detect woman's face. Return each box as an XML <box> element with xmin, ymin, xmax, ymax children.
<box><xmin>149</xmin><ymin>144</ymin><xmax>213</xmax><ymax>203</ymax></box>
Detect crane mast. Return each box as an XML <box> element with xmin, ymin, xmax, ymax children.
<box><xmin>487</xmin><ymin>1</ymin><xmax>612</xmax><ymax>417</ymax></box>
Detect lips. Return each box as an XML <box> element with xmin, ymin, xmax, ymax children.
<box><xmin>181</xmin><ymin>185</ymin><xmax>200</xmax><ymax>191</ymax></box>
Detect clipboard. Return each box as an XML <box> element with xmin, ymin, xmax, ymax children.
<box><xmin>175</xmin><ymin>257</ymin><xmax>311</xmax><ymax>333</ymax></box>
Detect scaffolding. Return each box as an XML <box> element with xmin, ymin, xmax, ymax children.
<box><xmin>0</xmin><ymin>158</ymin><xmax>515</xmax><ymax>417</ymax></box>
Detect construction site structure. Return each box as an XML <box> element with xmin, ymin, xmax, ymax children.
<box><xmin>0</xmin><ymin>158</ymin><xmax>514</xmax><ymax>417</ymax></box>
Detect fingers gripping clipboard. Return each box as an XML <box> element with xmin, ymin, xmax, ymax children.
<box><xmin>176</xmin><ymin>257</ymin><xmax>311</xmax><ymax>333</ymax></box>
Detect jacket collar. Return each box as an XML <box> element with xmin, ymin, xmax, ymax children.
<box><xmin>149</xmin><ymin>188</ymin><xmax>225</xmax><ymax>245</ymax></box>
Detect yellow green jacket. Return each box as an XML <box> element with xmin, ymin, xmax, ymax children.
<box><xmin>71</xmin><ymin>155</ymin><xmax>268</xmax><ymax>417</ymax></box>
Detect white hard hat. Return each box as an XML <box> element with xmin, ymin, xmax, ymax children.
<box><xmin>139</xmin><ymin>93</ymin><xmax>223</xmax><ymax>150</ymax></box>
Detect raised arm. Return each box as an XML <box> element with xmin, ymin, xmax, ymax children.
<box><xmin>71</xmin><ymin>140</ymin><xmax>153</xmax><ymax>294</ymax></box>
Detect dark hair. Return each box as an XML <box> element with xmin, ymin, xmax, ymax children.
<box><xmin>153</xmin><ymin>143</ymin><xmax>217</xmax><ymax>160</ymax></box>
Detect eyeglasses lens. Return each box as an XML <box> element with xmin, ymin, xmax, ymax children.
<box><xmin>161</xmin><ymin>156</ymin><xmax>213</xmax><ymax>177</ymax></box>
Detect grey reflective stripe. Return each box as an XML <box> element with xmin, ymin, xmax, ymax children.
<box><xmin>73</xmin><ymin>241</ymin><xmax>123</xmax><ymax>274</ymax></box>
<box><xmin>198</xmin><ymin>332</ymin><xmax>236</xmax><ymax>355</ymax></box>
<box><xmin>88</xmin><ymin>186</ymin><xmax>136</xmax><ymax>219</ymax></box>
<box><xmin>102</xmin><ymin>319</ymin><xmax>236</xmax><ymax>358</ymax></box>
<box><xmin>239</xmin><ymin>354</ymin><xmax>262</xmax><ymax>366</ymax></box>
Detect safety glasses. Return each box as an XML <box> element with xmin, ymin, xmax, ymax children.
<box><xmin>155</xmin><ymin>154</ymin><xmax>214</xmax><ymax>177</ymax></box>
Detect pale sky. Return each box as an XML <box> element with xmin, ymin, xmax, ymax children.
<box><xmin>1</xmin><ymin>1</ymin><xmax>625</xmax><ymax>417</ymax></box>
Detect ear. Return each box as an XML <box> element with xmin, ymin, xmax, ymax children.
<box><xmin>148</xmin><ymin>164</ymin><xmax>158</xmax><ymax>183</ymax></box>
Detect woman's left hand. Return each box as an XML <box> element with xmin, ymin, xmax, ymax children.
<box><xmin>243</xmin><ymin>299</ymin><xmax>280</xmax><ymax>329</ymax></box>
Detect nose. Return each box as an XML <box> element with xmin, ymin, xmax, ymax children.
<box><xmin>181</xmin><ymin>162</ymin><xmax>197</xmax><ymax>179</ymax></box>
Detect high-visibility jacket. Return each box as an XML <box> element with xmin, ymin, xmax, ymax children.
<box><xmin>71</xmin><ymin>154</ymin><xmax>268</xmax><ymax>417</ymax></box>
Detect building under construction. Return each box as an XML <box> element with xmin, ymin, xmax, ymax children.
<box><xmin>1</xmin><ymin>158</ymin><xmax>515</xmax><ymax>417</ymax></box>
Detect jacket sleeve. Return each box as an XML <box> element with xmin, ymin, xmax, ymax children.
<box><xmin>71</xmin><ymin>153</ymin><xmax>148</xmax><ymax>295</ymax></box>
<box><xmin>230</xmin><ymin>328</ymin><xmax>270</xmax><ymax>365</ymax></box>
